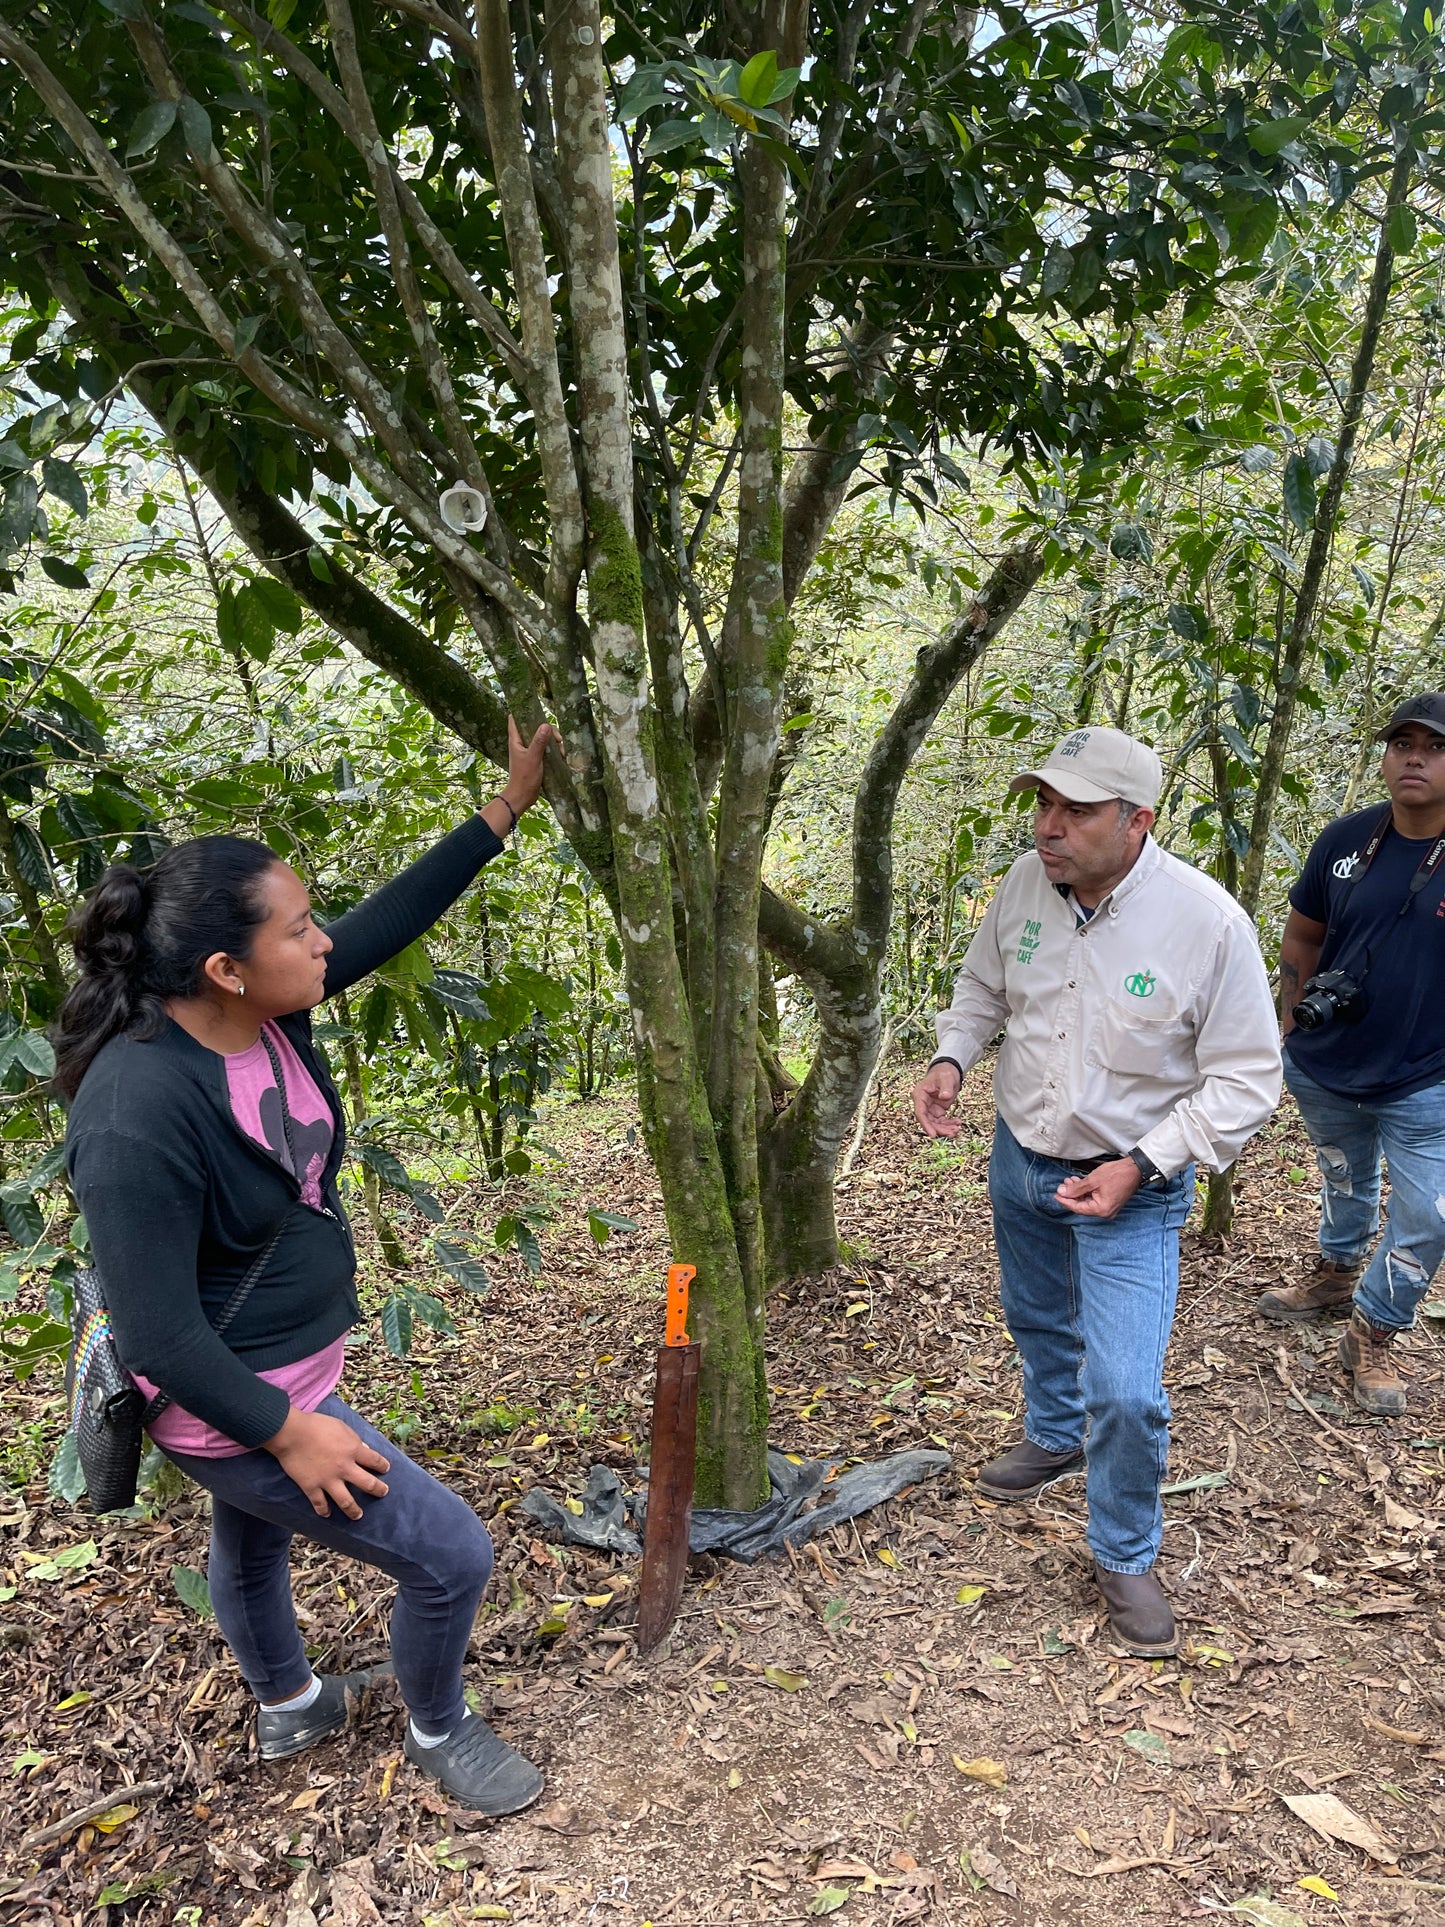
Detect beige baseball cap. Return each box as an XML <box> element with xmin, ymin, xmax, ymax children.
<box><xmin>1009</xmin><ymin>726</ymin><xmax>1162</xmax><ymax>809</ymax></box>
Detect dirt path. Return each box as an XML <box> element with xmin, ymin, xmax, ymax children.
<box><xmin>3</xmin><ymin>1066</ymin><xmax>1444</xmax><ymax>1926</ymax></box>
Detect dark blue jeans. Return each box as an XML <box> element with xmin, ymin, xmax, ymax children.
<box><xmin>989</xmin><ymin>1117</ymin><xmax>1195</xmax><ymax>1574</ymax></box>
<box><xmin>165</xmin><ymin>1394</ymin><xmax>493</xmax><ymax>1731</ymax></box>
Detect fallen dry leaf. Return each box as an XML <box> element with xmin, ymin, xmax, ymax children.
<box><xmin>964</xmin><ymin>1843</ymin><xmax>1019</xmax><ymax>1899</ymax></box>
<box><xmin>1278</xmin><ymin>1791</ymin><xmax>1397</xmax><ymax>1862</ymax></box>
<box><xmin>326</xmin><ymin>1860</ymin><xmax>383</xmax><ymax>1927</ymax></box>
<box><xmin>952</xmin><ymin>1754</ymin><xmax>1007</xmax><ymax>1787</ymax></box>
<box><xmin>1084</xmin><ymin>1854</ymin><xmax>1197</xmax><ymax>1878</ymax></box>
<box><xmin>1362</xmin><ymin>1712</ymin><xmax>1430</xmax><ymax>1746</ymax></box>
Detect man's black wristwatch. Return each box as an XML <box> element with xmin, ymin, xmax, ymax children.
<box><xmin>1126</xmin><ymin>1146</ymin><xmax>1168</xmax><ymax>1188</ymax></box>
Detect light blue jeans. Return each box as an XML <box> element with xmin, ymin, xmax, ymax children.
<box><xmin>1284</xmin><ymin>1057</ymin><xmax>1445</xmax><ymax>1331</ymax></box>
<box><xmin>988</xmin><ymin>1117</ymin><xmax>1195</xmax><ymax>1574</ymax></box>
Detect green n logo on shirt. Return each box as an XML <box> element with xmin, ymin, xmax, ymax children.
<box><xmin>1017</xmin><ymin>918</ymin><xmax>1042</xmax><ymax>965</ymax></box>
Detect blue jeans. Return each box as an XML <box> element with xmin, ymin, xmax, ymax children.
<box><xmin>1284</xmin><ymin>1057</ymin><xmax>1445</xmax><ymax>1330</ymax></box>
<box><xmin>988</xmin><ymin>1117</ymin><xmax>1195</xmax><ymax>1573</ymax></box>
<box><xmin>165</xmin><ymin>1395</ymin><xmax>493</xmax><ymax>1731</ymax></box>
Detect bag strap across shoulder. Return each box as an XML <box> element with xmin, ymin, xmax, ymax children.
<box><xmin>141</xmin><ymin>1027</ymin><xmax>306</xmax><ymax>1428</ymax></box>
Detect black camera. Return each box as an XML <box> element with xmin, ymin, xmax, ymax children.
<box><xmin>1291</xmin><ymin>969</ymin><xmax>1364</xmax><ymax>1031</ymax></box>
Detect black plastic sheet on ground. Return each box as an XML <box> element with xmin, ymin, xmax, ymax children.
<box><xmin>517</xmin><ymin>1446</ymin><xmax>952</xmax><ymax>1564</ymax></box>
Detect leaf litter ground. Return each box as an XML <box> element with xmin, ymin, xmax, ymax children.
<box><xmin>3</xmin><ymin>1065</ymin><xmax>1445</xmax><ymax>1927</ymax></box>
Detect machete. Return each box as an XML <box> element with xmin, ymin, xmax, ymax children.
<box><xmin>636</xmin><ymin>1262</ymin><xmax>699</xmax><ymax>1655</ymax></box>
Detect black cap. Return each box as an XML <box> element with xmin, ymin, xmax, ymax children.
<box><xmin>1376</xmin><ymin>693</ymin><xmax>1445</xmax><ymax>741</ymax></box>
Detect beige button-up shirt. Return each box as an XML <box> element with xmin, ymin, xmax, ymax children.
<box><xmin>933</xmin><ymin>837</ymin><xmax>1282</xmax><ymax>1176</ymax></box>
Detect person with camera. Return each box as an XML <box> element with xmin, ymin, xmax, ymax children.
<box><xmin>912</xmin><ymin>727</ymin><xmax>1280</xmax><ymax>1657</ymax></box>
<box><xmin>1255</xmin><ymin>696</ymin><xmax>1445</xmax><ymax>1415</ymax></box>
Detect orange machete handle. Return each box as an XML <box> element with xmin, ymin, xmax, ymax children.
<box><xmin>664</xmin><ymin>1264</ymin><xmax>696</xmax><ymax>1347</ymax></box>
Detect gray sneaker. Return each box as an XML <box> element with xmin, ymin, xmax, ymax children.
<box><xmin>257</xmin><ymin>1667</ymin><xmax>389</xmax><ymax>1762</ymax></box>
<box><xmin>403</xmin><ymin>1712</ymin><xmax>544</xmax><ymax>1815</ymax></box>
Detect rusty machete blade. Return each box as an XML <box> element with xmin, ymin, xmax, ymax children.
<box><xmin>636</xmin><ymin>1263</ymin><xmax>698</xmax><ymax>1656</ymax></box>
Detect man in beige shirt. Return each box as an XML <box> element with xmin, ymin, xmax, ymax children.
<box><xmin>912</xmin><ymin>727</ymin><xmax>1280</xmax><ymax>1655</ymax></box>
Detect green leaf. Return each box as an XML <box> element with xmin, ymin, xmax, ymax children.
<box><xmin>738</xmin><ymin>50</ymin><xmax>780</xmax><ymax>107</ymax></box>
<box><xmin>12</xmin><ymin>1030</ymin><xmax>56</xmax><ymax>1078</ymax></box>
<box><xmin>512</xmin><ymin>1221</ymin><xmax>543</xmax><ymax>1274</ymax></box>
<box><xmin>40</xmin><ymin>458</ymin><xmax>88</xmax><ymax>518</ymax></box>
<box><xmin>1248</xmin><ymin>115</ymin><xmax>1310</xmax><ymax>156</ymax></box>
<box><xmin>806</xmin><ymin>1891</ymin><xmax>850</xmax><ymax>1917</ymax></box>
<box><xmin>250</xmin><ymin>574</ymin><xmax>302</xmax><ymax>634</ymax></box>
<box><xmin>177</xmin><ymin>95</ymin><xmax>214</xmax><ymax>158</ymax></box>
<box><xmin>40</xmin><ymin>554</ymin><xmax>90</xmax><ymax>589</ymax></box>
<box><xmin>231</xmin><ymin>313</ymin><xmax>262</xmax><ymax>356</ymax></box>
<box><xmin>427</xmin><ymin>969</ymin><xmax>490</xmax><ymax>1019</ymax></box>
<box><xmin>1095</xmin><ymin>0</ymin><xmax>1132</xmax><ymax>53</ymax></box>
<box><xmin>125</xmin><ymin>98</ymin><xmax>177</xmax><ymax>159</ymax></box>
<box><xmin>380</xmin><ymin>1293</ymin><xmax>414</xmax><ymax>1356</ymax></box>
<box><xmin>645</xmin><ymin>117</ymin><xmax>703</xmax><ymax>158</ymax></box>
<box><xmin>171</xmin><ymin>1563</ymin><xmax>214</xmax><ymax>1617</ymax></box>
<box><xmin>353</xmin><ymin>1141</ymin><xmax>443</xmax><ymax>1220</ymax></box>
<box><xmin>432</xmin><ymin>1239</ymin><xmax>490</xmax><ymax>1293</ymax></box>
<box><xmin>1122</xmin><ymin>1729</ymin><xmax>1171</xmax><ymax>1767</ymax></box>
<box><xmin>1109</xmin><ymin>521</ymin><xmax>1153</xmax><ymax>563</ymax></box>
<box><xmin>49</xmin><ymin>1430</ymin><xmax>86</xmax><ymax>1505</ymax></box>
<box><xmin>1387</xmin><ymin>203</ymin><xmax>1418</xmax><ymax>255</ymax></box>
<box><xmin>587</xmin><ymin>1210</ymin><xmax>638</xmax><ymax>1247</ymax></box>
<box><xmin>0</xmin><ymin>1183</ymin><xmax>44</xmax><ymax>1245</ymax></box>
<box><xmin>1283</xmin><ymin>452</ymin><xmax>1316</xmax><ymax>532</ymax></box>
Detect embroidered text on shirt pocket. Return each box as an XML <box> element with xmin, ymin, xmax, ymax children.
<box><xmin>1086</xmin><ymin>997</ymin><xmax>1194</xmax><ymax>1079</ymax></box>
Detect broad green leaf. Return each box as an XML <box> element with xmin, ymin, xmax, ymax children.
<box><xmin>1095</xmin><ymin>0</ymin><xmax>1132</xmax><ymax>54</ymax></box>
<box><xmin>1387</xmin><ymin>203</ymin><xmax>1418</xmax><ymax>255</ymax></box>
<box><xmin>587</xmin><ymin>1209</ymin><xmax>638</xmax><ymax>1246</ymax></box>
<box><xmin>1282</xmin><ymin>452</ymin><xmax>1316</xmax><ymax>532</ymax></box>
<box><xmin>171</xmin><ymin>1563</ymin><xmax>214</xmax><ymax>1617</ymax></box>
<box><xmin>125</xmin><ymin>98</ymin><xmax>177</xmax><ymax>158</ymax></box>
<box><xmin>40</xmin><ymin>457</ymin><xmax>88</xmax><ymax>518</ymax></box>
<box><xmin>49</xmin><ymin>1431</ymin><xmax>86</xmax><ymax>1505</ymax></box>
<box><xmin>380</xmin><ymin>1293</ymin><xmax>414</xmax><ymax>1355</ymax></box>
<box><xmin>177</xmin><ymin>95</ymin><xmax>214</xmax><ymax>157</ymax></box>
<box><xmin>738</xmin><ymin>50</ymin><xmax>780</xmax><ymax>107</ymax></box>
<box><xmin>0</xmin><ymin>1184</ymin><xmax>44</xmax><ymax>1245</ymax></box>
<box><xmin>1248</xmin><ymin>115</ymin><xmax>1310</xmax><ymax>156</ymax></box>
<box><xmin>432</xmin><ymin>1239</ymin><xmax>490</xmax><ymax>1293</ymax></box>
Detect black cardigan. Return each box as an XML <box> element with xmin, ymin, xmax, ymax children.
<box><xmin>65</xmin><ymin>814</ymin><xmax>503</xmax><ymax>1448</ymax></box>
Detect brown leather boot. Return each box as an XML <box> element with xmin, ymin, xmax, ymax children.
<box><xmin>976</xmin><ymin>1438</ymin><xmax>1085</xmax><ymax>1501</ymax></box>
<box><xmin>1095</xmin><ymin>1565</ymin><xmax>1177</xmax><ymax>1658</ymax></box>
<box><xmin>1255</xmin><ymin>1255</ymin><xmax>1363</xmax><ymax>1324</ymax></box>
<box><xmin>1339</xmin><ymin>1309</ymin><xmax>1408</xmax><ymax>1417</ymax></box>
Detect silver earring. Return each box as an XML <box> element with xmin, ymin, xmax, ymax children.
<box><xmin>236</xmin><ymin>983</ymin><xmax>245</xmax><ymax>998</ymax></box>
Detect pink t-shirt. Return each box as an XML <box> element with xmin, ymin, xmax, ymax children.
<box><xmin>139</xmin><ymin>1023</ymin><xmax>345</xmax><ymax>1457</ymax></box>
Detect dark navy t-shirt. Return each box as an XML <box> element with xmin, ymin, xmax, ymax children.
<box><xmin>1284</xmin><ymin>804</ymin><xmax>1445</xmax><ymax>1100</ymax></box>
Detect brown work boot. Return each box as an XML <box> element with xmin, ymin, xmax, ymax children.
<box><xmin>1095</xmin><ymin>1565</ymin><xmax>1177</xmax><ymax>1658</ymax></box>
<box><xmin>1339</xmin><ymin>1309</ymin><xmax>1408</xmax><ymax>1417</ymax></box>
<box><xmin>1255</xmin><ymin>1255</ymin><xmax>1363</xmax><ymax>1325</ymax></box>
<box><xmin>976</xmin><ymin>1439</ymin><xmax>1085</xmax><ymax>1501</ymax></box>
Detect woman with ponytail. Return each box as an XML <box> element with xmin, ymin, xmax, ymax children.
<box><xmin>60</xmin><ymin>718</ymin><xmax>558</xmax><ymax>1815</ymax></box>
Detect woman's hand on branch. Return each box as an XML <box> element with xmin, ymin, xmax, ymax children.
<box><xmin>483</xmin><ymin>715</ymin><xmax>562</xmax><ymax>835</ymax></box>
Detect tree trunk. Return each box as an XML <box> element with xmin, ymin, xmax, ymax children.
<box><xmin>1238</xmin><ymin>149</ymin><xmax>1413</xmax><ymax>919</ymax></box>
<box><xmin>0</xmin><ymin>792</ymin><xmax>68</xmax><ymax>1007</ymax></box>
<box><xmin>758</xmin><ymin>543</ymin><xmax>1047</xmax><ymax>1282</ymax></box>
<box><xmin>1200</xmin><ymin>1163</ymin><xmax>1236</xmax><ymax>1237</ymax></box>
<box><xmin>334</xmin><ymin>991</ymin><xmax>408</xmax><ymax>1268</ymax></box>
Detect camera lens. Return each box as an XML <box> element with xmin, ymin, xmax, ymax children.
<box><xmin>1292</xmin><ymin>993</ymin><xmax>1331</xmax><ymax>1031</ymax></box>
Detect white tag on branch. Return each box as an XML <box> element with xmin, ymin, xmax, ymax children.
<box><xmin>439</xmin><ymin>483</ymin><xmax>487</xmax><ymax>532</ymax></box>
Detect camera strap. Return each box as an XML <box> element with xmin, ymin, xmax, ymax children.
<box><xmin>1334</xmin><ymin>803</ymin><xmax>1445</xmax><ymax>980</ymax></box>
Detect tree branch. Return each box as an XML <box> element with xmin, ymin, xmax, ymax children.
<box><xmin>851</xmin><ymin>541</ymin><xmax>1046</xmax><ymax>954</ymax></box>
